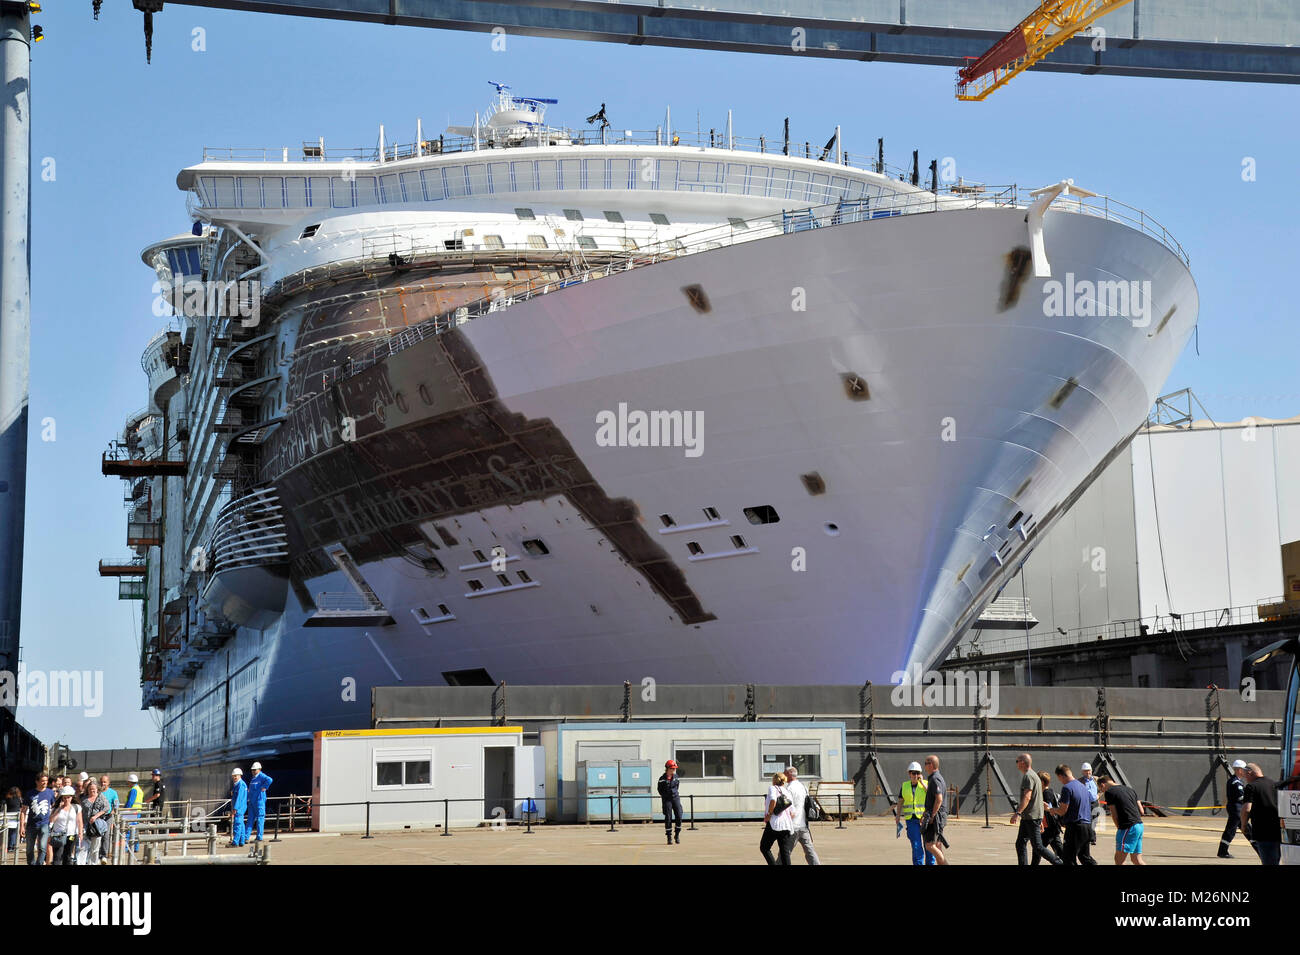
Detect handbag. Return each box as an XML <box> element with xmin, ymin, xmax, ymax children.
<box><xmin>93</xmin><ymin>816</ymin><xmax>108</xmax><ymax>837</ymax></box>
<box><xmin>770</xmin><ymin>792</ymin><xmax>792</xmax><ymax>816</ymax></box>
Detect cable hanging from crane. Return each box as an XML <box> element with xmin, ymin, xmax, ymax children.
<box><xmin>956</xmin><ymin>0</ymin><xmax>1134</xmax><ymax>101</ymax></box>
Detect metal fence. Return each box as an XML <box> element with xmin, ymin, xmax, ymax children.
<box><xmin>957</xmin><ymin>600</ymin><xmax>1300</xmax><ymax>659</ymax></box>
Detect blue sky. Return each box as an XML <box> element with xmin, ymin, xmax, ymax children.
<box><xmin>14</xmin><ymin>6</ymin><xmax>1298</xmax><ymax>747</ymax></box>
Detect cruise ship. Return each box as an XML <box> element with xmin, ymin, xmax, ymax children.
<box><xmin>102</xmin><ymin>85</ymin><xmax>1199</xmax><ymax>796</ymax></box>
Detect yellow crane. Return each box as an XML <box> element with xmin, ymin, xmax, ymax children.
<box><xmin>956</xmin><ymin>0</ymin><xmax>1135</xmax><ymax>101</ymax></box>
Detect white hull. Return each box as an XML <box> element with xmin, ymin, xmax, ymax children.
<box><xmin>162</xmin><ymin>205</ymin><xmax>1197</xmax><ymax>755</ymax></box>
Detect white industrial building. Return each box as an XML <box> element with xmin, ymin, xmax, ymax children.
<box><xmin>956</xmin><ymin>410</ymin><xmax>1300</xmax><ymax>686</ymax></box>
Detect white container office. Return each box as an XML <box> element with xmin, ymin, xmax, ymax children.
<box><xmin>310</xmin><ymin>726</ymin><xmax>545</xmax><ymax>832</ymax></box>
<box><xmin>539</xmin><ymin>721</ymin><xmax>846</xmax><ymax>821</ymax></box>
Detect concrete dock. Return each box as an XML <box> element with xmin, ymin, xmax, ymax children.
<box><xmin>211</xmin><ymin>816</ymin><xmax>1256</xmax><ymax>865</ymax></box>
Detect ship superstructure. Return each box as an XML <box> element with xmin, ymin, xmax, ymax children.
<box><xmin>103</xmin><ymin>86</ymin><xmax>1199</xmax><ymax>796</ymax></box>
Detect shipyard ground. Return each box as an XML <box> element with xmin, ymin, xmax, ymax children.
<box><xmin>208</xmin><ymin>816</ymin><xmax>1254</xmax><ymax>865</ymax></box>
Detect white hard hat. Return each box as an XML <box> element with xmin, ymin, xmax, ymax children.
<box><xmin>231</xmin><ymin>767</ymin><xmax>243</xmax><ymax>776</ymax></box>
<box><xmin>251</xmin><ymin>762</ymin><xmax>262</xmax><ymax>771</ymax></box>
<box><xmin>1231</xmin><ymin>759</ymin><xmax>1247</xmax><ymax>769</ymax></box>
<box><xmin>127</xmin><ymin>774</ymin><xmax>138</xmax><ymax>782</ymax></box>
<box><xmin>1080</xmin><ymin>762</ymin><xmax>1092</xmax><ymax>771</ymax></box>
<box><xmin>60</xmin><ymin>786</ymin><xmax>75</xmax><ymax>796</ymax></box>
<box><xmin>907</xmin><ymin>761</ymin><xmax>923</xmax><ymax>773</ymax></box>
<box><xmin>79</xmin><ymin>772</ymin><xmax>89</xmax><ymax>781</ymax></box>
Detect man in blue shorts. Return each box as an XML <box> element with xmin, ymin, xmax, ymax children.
<box><xmin>1098</xmin><ymin>776</ymin><xmax>1144</xmax><ymax>865</ymax></box>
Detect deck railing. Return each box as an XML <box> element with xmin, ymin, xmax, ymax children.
<box><xmin>307</xmin><ymin>184</ymin><xmax>1185</xmax><ymax>395</ymax></box>
<box><xmin>201</xmin><ymin>126</ymin><xmax>914</xmax><ymax>176</ymax></box>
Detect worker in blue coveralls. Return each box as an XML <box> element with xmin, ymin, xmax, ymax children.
<box><xmin>229</xmin><ymin>768</ymin><xmax>248</xmax><ymax>847</ymax></box>
<box><xmin>246</xmin><ymin>762</ymin><xmax>273</xmax><ymax>846</ymax></box>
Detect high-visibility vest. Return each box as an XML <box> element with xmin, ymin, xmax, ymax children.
<box><xmin>899</xmin><ymin>779</ymin><xmax>928</xmax><ymax>820</ymax></box>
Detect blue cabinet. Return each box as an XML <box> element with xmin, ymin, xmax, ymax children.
<box><xmin>577</xmin><ymin>759</ymin><xmax>653</xmax><ymax>822</ymax></box>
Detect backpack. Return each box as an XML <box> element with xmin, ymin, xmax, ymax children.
<box><xmin>805</xmin><ymin>794</ymin><xmax>823</xmax><ymax>823</ymax></box>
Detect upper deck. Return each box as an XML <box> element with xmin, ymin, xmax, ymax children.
<box><xmin>176</xmin><ymin>90</ymin><xmax>1187</xmax><ymax>269</ymax></box>
<box><xmin>178</xmin><ymin>123</ymin><xmax>935</xmax><ymax>229</ymax></box>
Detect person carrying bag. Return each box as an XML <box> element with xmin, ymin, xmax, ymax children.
<box><xmin>760</xmin><ymin>772</ymin><xmax>797</xmax><ymax>865</ymax></box>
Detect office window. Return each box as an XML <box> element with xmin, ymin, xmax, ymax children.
<box><xmin>373</xmin><ymin>749</ymin><xmax>434</xmax><ymax>789</ymax></box>
<box><xmin>673</xmin><ymin>743</ymin><xmax>734</xmax><ymax>779</ymax></box>
<box><xmin>759</xmin><ymin>741</ymin><xmax>821</xmax><ymax>779</ymax></box>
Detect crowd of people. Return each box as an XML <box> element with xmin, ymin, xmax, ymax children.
<box><xmin>657</xmin><ymin>751</ymin><xmax>1288</xmax><ymax>866</ymax></box>
<box><xmin>8</xmin><ymin>753</ymin><xmax>1284</xmax><ymax>866</ymax></box>
<box><xmin>9</xmin><ymin>769</ymin><xmax>162</xmax><ymax>865</ymax></box>
<box><xmin>7</xmin><ymin>762</ymin><xmax>275</xmax><ymax>865</ymax></box>
<box><xmin>887</xmin><ymin>753</ymin><xmax>1287</xmax><ymax>866</ymax></box>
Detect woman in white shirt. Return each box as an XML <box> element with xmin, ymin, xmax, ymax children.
<box><xmin>49</xmin><ymin>786</ymin><xmax>82</xmax><ymax>866</ymax></box>
<box><xmin>760</xmin><ymin>772</ymin><xmax>796</xmax><ymax>865</ymax></box>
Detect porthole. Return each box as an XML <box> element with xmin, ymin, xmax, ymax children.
<box><xmin>395</xmin><ymin>392</ymin><xmax>409</xmax><ymax>413</ymax></box>
<box><xmin>373</xmin><ymin>397</ymin><xmax>386</xmax><ymax>424</ymax></box>
<box><xmin>418</xmin><ymin>383</ymin><xmax>433</xmax><ymax>406</ymax></box>
<box><xmin>824</xmin><ymin>523</ymin><xmax>840</xmax><ymax>536</ymax></box>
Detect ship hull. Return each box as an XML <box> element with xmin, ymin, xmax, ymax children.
<box><xmin>161</xmin><ymin>206</ymin><xmax>1198</xmax><ymax>776</ymax></box>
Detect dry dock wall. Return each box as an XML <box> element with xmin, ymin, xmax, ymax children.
<box><xmin>373</xmin><ymin>684</ymin><xmax>1286</xmax><ymax>818</ymax></box>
